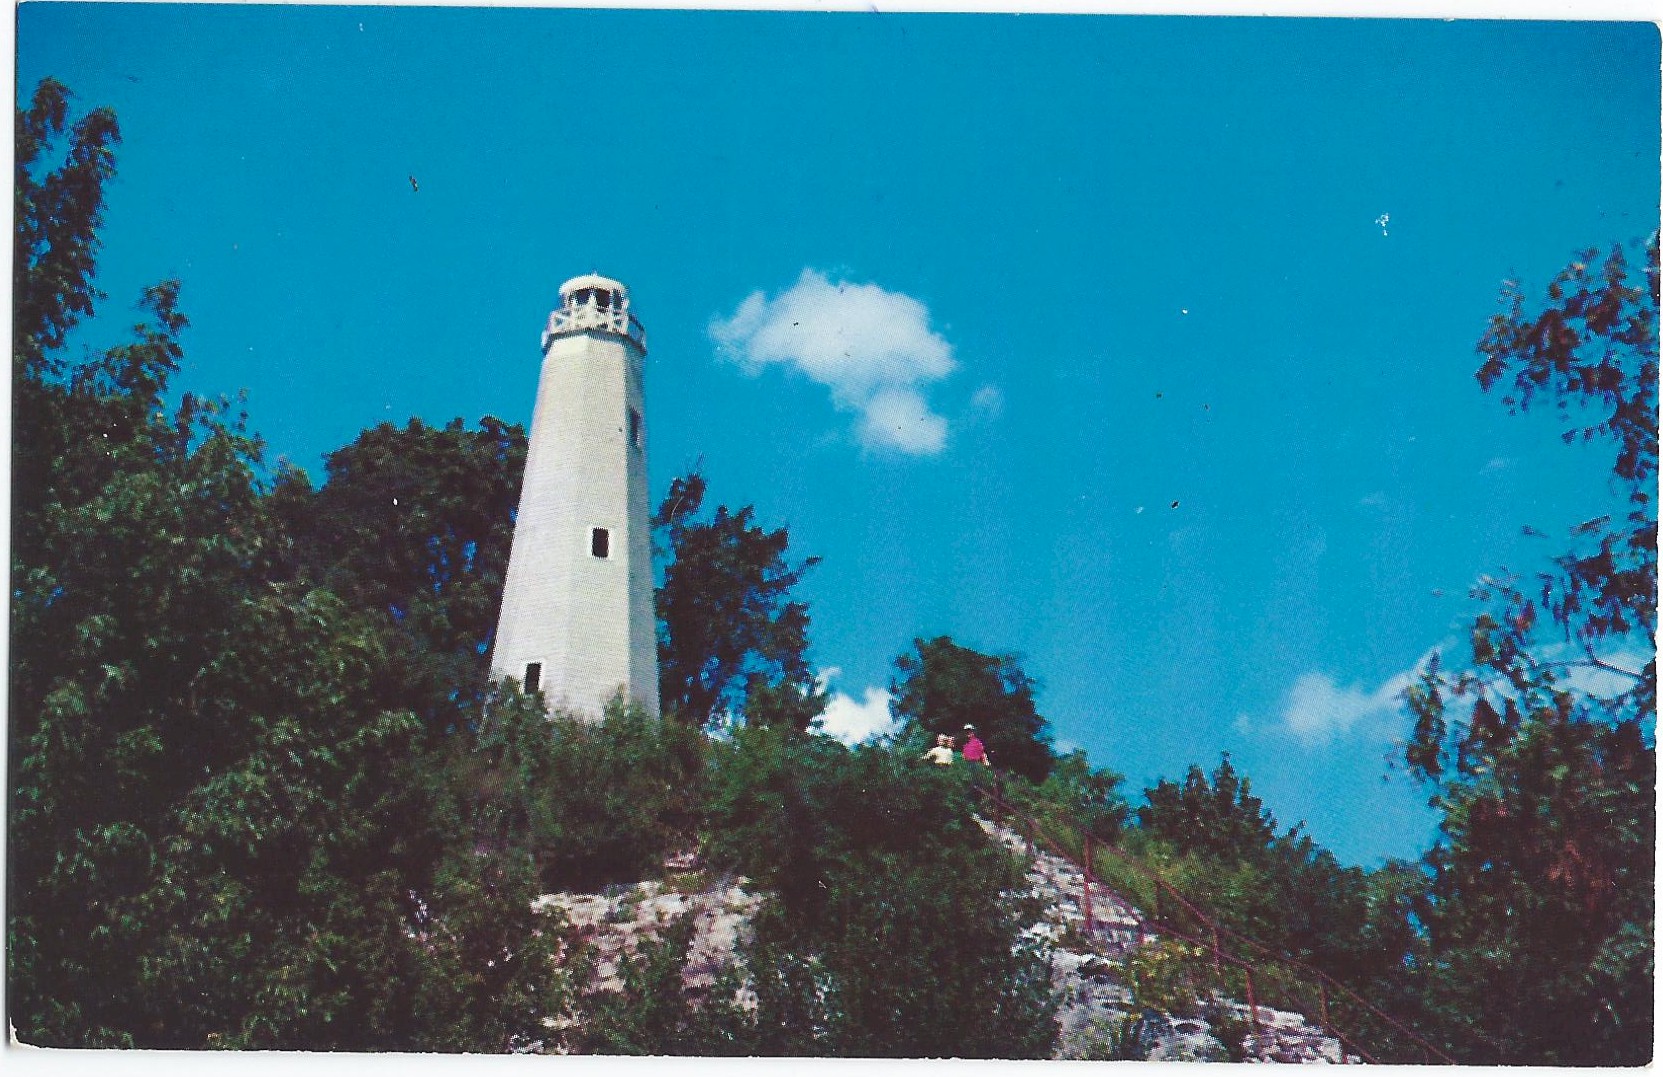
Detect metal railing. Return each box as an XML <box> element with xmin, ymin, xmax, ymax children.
<box><xmin>974</xmin><ymin>782</ymin><xmax>1455</xmax><ymax>1064</ymax></box>
<box><xmin>544</xmin><ymin>303</ymin><xmax>647</xmax><ymax>351</ymax></box>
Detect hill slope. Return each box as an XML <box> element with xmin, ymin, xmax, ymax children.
<box><xmin>530</xmin><ymin>818</ymin><xmax>1359</xmax><ymax>1061</ymax></box>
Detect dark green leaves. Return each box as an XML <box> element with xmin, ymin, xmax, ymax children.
<box><xmin>654</xmin><ymin>471</ymin><xmax>823</xmax><ymax>730</ymax></box>
<box><xmin>15</xmin><ymin>77</ymin><xmax>120</xmax><ymax>373</ymax></box>
<box><xmin>701</xmin><ymin>727</ymin><xmax>1058</xmax><ymax>1057</ymax></box>
<box><xmin>891</xmin><ymin>636</ymin><xmax>1055</xmax><ymax>783</ymax></box>
<box><xmin>1400</xmin><ymin>239</ymin><xmax>1658</xmax><ymax>1064</ymax></box>
<box><xmin>278</xmin><ymin>416</ymin><xmax>528</xmax><ymax>733</ymax></box>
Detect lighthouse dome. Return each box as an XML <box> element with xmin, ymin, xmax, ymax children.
<box><xmin>559</xmin><ymin>273</ymin><xmax>628</xmax><ymax>301</ymax></box>
<box><xmin>545</xmin><ymin>272</ymin><xmax>645</xmax><ymax>352</ymax></box>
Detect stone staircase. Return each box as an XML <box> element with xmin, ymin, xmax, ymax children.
<box><xmin>527</xmin><ymin>827</ymin><xmax>1363</xmax><ymax>1061</ymax></box>
<box><xmin>981</xmin><ymin>817</ymin><xmax>1360</xmax><ymax>1063</ymax></box>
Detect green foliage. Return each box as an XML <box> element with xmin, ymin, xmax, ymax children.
<box><xmin>1402</xmin><ymin>239</ymin><xmax>1657</xmax><ymax>1065</ymax></box>
<box><xmin>702</xmin><ymin>727</ymin><xmax>1059</xmax><ymax>1056</ymax></box>
<box><xmin>10</xmin><ymin>266</ymin><xmax>289</xmax><ymax>1043</ymax></box>
<box><xmin>1478</xmin><ymin>239</ymin><xmax>1657</xmax><ymax>504</ymax></box>
<box><xmin>1163</xmin><ymin>834</ymin><xmax>1389</xmax><ymax>984</ymax></box>
<box><xmin>1202</xmin><ymin>999</ymin><xmax>1251</xmax><ymax>1062</ymax></box>
<box><xmin>8</xmin><ymin>80</ymin><xmax>566</xmax><ymax>1051</ymax></box>
<box><xmin>1121</xmin><ymin>753</ymin><xmax>1420</xmax><ymax>1050</ymax></box>
<box><xmin>448</xmin><ymin>683</ymin><xmax>703</xmax><ymax>893</ymax></box>
<box><xmin>536</xmin><ymin>698</ymin><xmax>705</xmax><ymax>891</ymax></box>
<box><xmin>654</xmin><ymin>471</ymin><xmax>824</xmax><ymax>729</ymax></box>
<box><xmin>698</xmin><ymin>723</ymin><xmax>828</xmax><ymax>920</ymax></box>
<box><xmin>1124</xmin><ymin>939</ymin><xmax>1210</xmax><ymax>1017</ymax></box>
<box><xmin>1033</xmin><ymin>748</ymin><xmax>1129</xmax><ymax>842</ymax></box>
<box><xmin>1137</xmin><ymin>755</ymin><xmax>1276</xmax><ymax>860</ymax></box>
<box><xmin>400</xmin><ymin>841</ymin><xmax>575</xmax><ymax>1052</ymax></box>
<box><xmin>740</xmin><ymin>927</ymin><xmax>837</xmax><ymax>1054</ymax></box>
<box><xmin>891</xmin><ymin>636</ymin><xmax>1054</xmax><ymax>783</ymax></box>
<box><xmin>573</xmin><ymin>915</ymin><xmax>752</xmax><ymax>1055</ymax></box>
<box><xmin>1077</xmin><ymin>1012</ymin><xmax>1151</xmax><ymax>1061</ymax></box>
<box><xmin>277</xmin><ymin>416</ymin><xmax>528</xmax><ymax>733</ymax></box>
<box><xmin>14</xmin><ymin>77</ymin><xmax>119</xmax><ymax>375</ymax></box>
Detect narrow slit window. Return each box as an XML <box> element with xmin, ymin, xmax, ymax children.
<box><xmin>591</xmin><ymin>527</ymin><xmax>610</xmax><ymax>558</ymax></box>
<box><xmin>524</xmin><ymin>662</ymin><xmax>542</xmax><ymax>694</ymax></box>
<box><xmin>629</xmin><ymin>408</ymin><xmax>643</xmax><ymax>449</ymax></box>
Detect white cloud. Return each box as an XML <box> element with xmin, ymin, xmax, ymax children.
<box><xmin>1281</xmin><ymin>666</ymin><xmax>1418</xmax><ymax>746</ymax></box>
<box><xmin>711</xmin><ymin>269</ymin><xmax>958</xmax><ymax>455</ymax></box>
<box><xmin>857</xmin><ymin>387</ymin><xmax>948</xmax><ymax>455</ymax></box>
<box><xmin>816</xmin><ymin>685</ymin><xmax>901</xmax><ymax>745</ymax></box>
<box><xmin>1277</xmin><ymin>637</ymin><xmax>1652</xmax><ymax>750</ymax></box>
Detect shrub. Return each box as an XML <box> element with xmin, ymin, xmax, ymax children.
<box><xmin>459</xmin><ymin>684</ymin><xmax>704</xmax><ymax>893</ymax></box>
<box><xmin>702</xmin><ymin>727</ymin><xmax>1059</xmax><ymax>1057</ymax></box>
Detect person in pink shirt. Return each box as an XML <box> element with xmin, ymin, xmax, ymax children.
<box><xmin>961</xmin><ymin>725</ymin><xmax>991</xmax><ymax>768</ymax></box>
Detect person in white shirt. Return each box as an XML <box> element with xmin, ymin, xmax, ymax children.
<box><xmin>922</xmin><ymin>733</ymin><xmax>957</xmax><ymax>766</ymax></box>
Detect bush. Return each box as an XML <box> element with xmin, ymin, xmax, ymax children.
<box><xmin>1034</xmin><ymin>748</ymin><xmax>1130</xmax><ymax>843</ymax></box>
<box><xmin>538</xmin><ymin>698</ymin><xmax>705</xmax><ymax>890</ymax></box>
<box><xmin>459</xmin><ymin>684</ymin><xmax>704</xmax><ymax>893</ymax></box>
<box><xmin>1124</xmin><ymin>939</ymin><xmax>1212</xmax><ymax>1018</ymax></box>
<box><xmin>572</xmin><ymin>915</ymin><xmax>752</xmax><ymax>1055</ymax></box>
<box><xmin>702</xmin><ymin>727</ymin><xmax>1059</xmax><ymax>1057</ymax></box>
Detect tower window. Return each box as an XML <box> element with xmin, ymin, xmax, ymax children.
<box><xmin>524</xmin><ymin>662</ymin><xmax>542</xmax><ymax>694</ymax></box>
<box><xmin>629</xmin><ymin>408</ymin><xmax>643</xmax><ymax>449</ymax></box>
<box><xmin>591</xmin><ymin>527</ymin><xmax>610</xmax><ymax>558</ymax></box>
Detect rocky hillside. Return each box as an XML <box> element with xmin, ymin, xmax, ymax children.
<box><xmin>531</xmin><ymin>818</ymin><xmax>1359</xmax><ymax>1061</ymax></box>
<box><xmin>985</xmin><ymin>818</ymin><xmax>1357</xmax><ymax>1063</ymax></box>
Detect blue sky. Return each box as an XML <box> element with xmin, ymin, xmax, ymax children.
<box><xmin>19</xmin><ymin>6</ymin><xmax>1659</xmax><ymax>866</ymax></box>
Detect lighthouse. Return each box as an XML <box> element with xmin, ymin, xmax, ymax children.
<box><xmin>491</xmin><ymin>274</ymin><xmax>660</xmax><ymax>719</ymax></box>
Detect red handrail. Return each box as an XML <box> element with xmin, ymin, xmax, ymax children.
<box><xmin>974</xmin><ymin>782</ymin><xmax>1453</xmax><ymax>1065</ymax></box>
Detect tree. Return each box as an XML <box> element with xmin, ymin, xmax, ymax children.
<box><xmin>276</xmin><ymin>416</ymin><xmax>527</xmax><ymax>733</ymax></box>
<box><xmin>891</xmin><ymin>636</ymin><xmax>1055</xmax><ymax>783</ymax></box>
<box><xmin>12</xmin><ymin>76</ymin><xmax>122</xmax><ymax>630</ymax></box>
<box><xmin>7</xmin><ymin>80</ymin><xmax>566</xmax><ymax>1050</ymax></box>
<box><xmin>1132</xmin><ymin>755</ymin><xmax>1413</xmax><ymax>1028</ymax></box>
<box><xmin>1136</xmin><ymin>754</ymin><xmax>1277</xmax><ymax>861</ymax></box>
<box><xmin>654</xmin><ymin>471</ymin><xmax>824</xmax><ymax>729</ymax></box>
<box><xmin>14</xmin><ymin>77</ymin><xmax>118</xmax><ymax>379</ymax></box>
<box><xmin>8</xmin><ymin>267</ymin><xmax>289</xmax><ymax>1043</ymax></box>
<box><xmin>1034</xmin><ymin>748</ymin><xmax>1129</xmax><ymax>843</ymax></box>
<box><xmin>1403</xmin><ymin>238</ymin><xmax>1657</xmax><ymax>1064</ymax></box>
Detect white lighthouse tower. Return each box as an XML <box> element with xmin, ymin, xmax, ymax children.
<box><xmin>491</xmin><ymin>274</ymin><xmax>660</xmax><ymax>719</ymax></box>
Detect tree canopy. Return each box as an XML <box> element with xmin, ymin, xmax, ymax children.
<box><xmin>1137</xmin><ymin>754</ymin><xmax>1276</xmax><ymax>860</ymax></box>
<box><xmin>276</xmin><ymin>416</ymin><xmax>527</xmax><ymax>732</ymax></box>
<box><xmin>8</xmin><ymin>78</ymin><xmax>567</xmax><ymax>1051</ymax></box>
<box><xmin>654</xmin><ymin>471</ymin><xmax>824</xmax><ymax>730</ymax></box>
<box><xmin>1403</xmin><ymin>238</ymin><xmax>1657</xmax><ymax>1065</ymax></box>
<box><xmin>891</xmin><ymin>636</ymin><xmax>1054</xmax><ymax>782</ymax></box>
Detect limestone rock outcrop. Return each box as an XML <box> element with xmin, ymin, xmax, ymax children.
<box><xmin>983</xmin><ymin>816</ymin><xmax>1359</xmax><ymax>1063</ymax></box>
<box><xmin>532</xmin><ymin>830</ymin><xmax>1359</xmax><ymax>1061</ymax></box>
